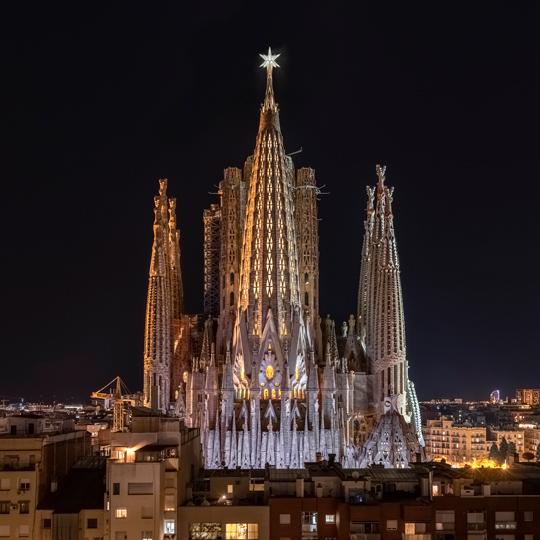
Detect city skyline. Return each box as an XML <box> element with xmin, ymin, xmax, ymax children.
<box><xmin>2</xmin><ymin>3</ymin><xmax>539</xmax><ymax>402</ymax></box>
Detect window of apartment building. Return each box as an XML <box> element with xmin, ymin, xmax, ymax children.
<box><xmin>18</xmin><ymin>524</ymin><xmax>30</xmax><ymax>538</ymax></box>
<box><xmin>436</xmin><ymin>510</ymin><xmax>455</xmax><ymax>531</ymax></box>
<box><xmin>87</xmin><ymin>518</ymin><xmax>98</xmax><ymax>529</ymax></box>
<box><xmin>115</xmin><ymin>508</ymin><xmax>127</xmax><ymax>519</ymax></box>
<box><xmin>523</xmin><ymin>511</ymin><xmax>533</xmax><ymax>521</ymax></box>
<box><xmin>141</xmin><ymin>506</ymin><xmax>153</xmax><ymax>519</ymax></box>
<box><xmin>524</xmin><ymin>536</ymin><xmax>533</xmax><ymax>540</ymax></box>
<box><xmin>164</xmin><ymin>520</ymin><xmax>176</xmax><ymax>535</ymax></box>
<box><xmin>225</xmin><ymin>523</ymin><xmax>258</xmax><ymax>539</ymax></box>
<box><xmin>495</xmin><ymin>512</ymin><xmax>516</xmax><ymax>530</ymax></box>
<box><xmin>405</xmin><ymin>522</ymin><xmax>426</xmax><ymax>534</ymax></box>
<box><xmin>112</xmin><ymin>482</ymin><xmax>120</xmax><ymax>495</ymax></box>
<box><xmin>0</xmin><ymin>501</ymin><xmax>9</xmax><ymax>514</ymax></box>
<box><xmin>324</xmin><ymin>514</ymin><xmax>336</xmax><ymax>524</ymax></box>
<box><xmin>164</xmin><ymin>495</ymin><xmax>175</xmax><ymax>512</ymax></box>
<box><xmin>0</xmin><ymin>479</ymin><xmax>9</xmax><ymax>490</ymax></box>
<box><xmin>189</xmin><ymin>522</ymin><xmax>222</xmax><ymax>539</ymax></box>
<box><xmin>495</xmin><ymin>536</ymin><xmax>515</xmax><ymax>540</ymax></box>
<box><xmin>114</xmin><ymin>532</ymin><xmax>127</xmax><ymax>540</ymax></box>
<box><xmin>302</xmin><ymin>512</ymin><xmax>317</xmax><ymax>533</ymax></box>
<box><xmin>386</xmin><ymin>520</ymin><xmax>398</xmax><ymax>531</ymax></box>
<box><xmin>350</xmin><ymin>522</ymin><xmax>379</xmax><ymax>534</ymax></box>
<box><xmin>19</xmin><ymin>479</ymin><xmax>30</xmax><ymax>491</ymax></box>
<box><xmin>43</xmin><ymin>518</ymin><xmax>51</xmax><ymax>529</ymax></box>
<box><xmin>0</xmin><ymin>526</ymin><xmax>9</xmax><ymax>538</ymax></box>
<box><xmin>467</xmin><ymin>511</ymin><xmax>486</xmax><ymax>531</ymax></box>
<box><xmin>279</xmin><ymin>514</ymin><xmax>291</xmax><ymax>524</ymax></box>
<box><xmin>227</xmin><ymin>483</ymin><xmax>234</xmax><ymax>494</ymax></box>
<box><xmin>19</xmin><ymin>501</ymin><xmax>29</xmax><ymax>514</ymax></box>
<box><xmin>128</xmin><ymin>482</ymin><xmax>153</xmax><ymax>495</ymax></box>
<box><xmin>142</xmin><ymin>532</ymin><xmax>153</xmax><ymax>540</ymax></box>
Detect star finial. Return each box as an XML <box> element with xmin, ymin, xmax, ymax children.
<box><xmin>259</xmin><ymin>46</ymin><xmax>280</xmax><ymax>74</ymax></box>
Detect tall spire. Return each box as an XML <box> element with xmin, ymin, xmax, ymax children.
<box><xmin>239</xmin><ymin>47</ymin><xmax>301</xmax><ymax>338</ymax></box>
<box><xmin>357</xmin><ymin>165</ymin><xmax>408</xmax><ymax>418</ymax></box>
<box><xmin>168</xmin><ymin>198</ymin><xmax>184</xmax><ymax>318</ymax></box>
<box><xmin>143</xmin><ymin>179</ymin><xmax>172</xmax><ymax>412</ymax></box>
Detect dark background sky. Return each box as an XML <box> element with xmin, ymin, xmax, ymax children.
<box><xmin>2</xmin><ymin>2</ymin><xmax>539</xmax><ymax>403</ymax></box>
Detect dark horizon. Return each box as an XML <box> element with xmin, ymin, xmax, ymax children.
<box><xmin>2</xmin><ymin>3</ymin><xmax>539</xmax><ymax>403</ymax></box>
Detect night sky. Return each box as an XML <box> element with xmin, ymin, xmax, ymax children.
<box><xmin>2</xmin><ymin>3</ymin><xmax>539</xmax><ymax>402</ymax></box>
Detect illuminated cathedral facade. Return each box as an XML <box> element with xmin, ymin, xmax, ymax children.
<box><xmin>142</xmin><ymin>49</ymin><xmax>424</xmax><ymax>469</ymax></box>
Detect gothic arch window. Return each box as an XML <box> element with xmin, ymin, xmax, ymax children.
<box><xmin>230</xmin><ymin>291</ymin><xmax>234</xmax><ymax>307</ymax></box>
<box><xmin>305</xmin><ymin>292</ymin><xmax>309</xmax><ymax>306</ymax></box>
<box><xmin>230</xmin><ymin>272</ymin><xmax>235</xmax><ymax>285</ymax></box>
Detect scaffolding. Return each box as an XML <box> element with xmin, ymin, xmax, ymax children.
<box><xmin>203</xmin><ymin>203</ymin><xmax>222</xmax><ymax>317</ymax></box>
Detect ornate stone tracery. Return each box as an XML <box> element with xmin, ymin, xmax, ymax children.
<box><xmin>142</xmin><ymin>48</ymin><xmax>424</xmax><ymax>468</ymax></box>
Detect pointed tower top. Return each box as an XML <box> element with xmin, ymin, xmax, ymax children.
<box><xmin>259</xmin><ymin>46</ymin><xmax>280</xmax><ymax>112</ymax></box>
<box><xmin>376</xmin><ymin>164</ymin><xmax>386</xmax><ymax>186</ymax></box>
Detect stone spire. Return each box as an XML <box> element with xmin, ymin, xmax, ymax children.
<box><xmin>357</xmin><ymin>165</ymin><xmax>408</xmax><ymax>417</ymax></box>
<box><xmin>168</xmin><ymin>198</ymin><xmax>184</xmax><ymax>318</ymax></box>
<box><xmin>238</xmin><ymin>47</ymin><xmax>301</xmax><ymax>339</ymax></box>
<box><xmin>143</xmin><ymin>179</ymin><xmax>172</xmax><ymax>412</ymax></box>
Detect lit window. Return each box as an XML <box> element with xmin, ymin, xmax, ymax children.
<box><xmin>386</xmin><ymin>520</ymin><xmax>398</xmax><ymax>531</ymax></box>
<box><xmin>142</xmin><ymin>532</ymin><xmax>153</xmax><ymax>540</ymax></box>
<box><xmin>19</xmin><ymin>501</ymin><xmax>29</xmax><ymax>514</ymax></box>
<box><xmin>164</xmin><ymin>520</ymin><xmax>175</xmax><ymax>534</ymax></box>
<box><xmin>325</xmin><ymin>514</ymin><xmax>336</xmax><ymax>524</ymax></box>
<box><xmin>227</xmin><ymin>484</ymin><xmax>234</xmax><ymax>494</ymax></box>
<box><xmin>225</xmin><ymin>523</ymin><xmax>258</xmax><ymax>539</ymax></box>
<box><xmin>302</xmin><ymin>512</ymin><xmax>317</xmax><ymax>534</ymax></box>
<box><xmin>115</xmin><ymin>508</ymin><xmax>127</xmax><ymax>519</ymax></box>
<box><xmin>279</xmin><ymin>514</ymin><xmax>291</xmax><ymax>524</ymax></box>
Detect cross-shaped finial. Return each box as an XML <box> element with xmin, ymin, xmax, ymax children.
<box><xmin>259</xmin><ymin>46</ymin><xmax>280</xmax><ymax>75</ymax></box>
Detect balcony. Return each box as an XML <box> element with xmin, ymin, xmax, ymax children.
<box><xmin>467</xmin><ymin>523</ymin><xmax>486</xmax><ymax>532</ymax></box>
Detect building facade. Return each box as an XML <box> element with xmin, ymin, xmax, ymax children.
<box><xmin>423</xmin><ymin>418</ymin><xmax>488</xmax><ymax>465</ymax></box>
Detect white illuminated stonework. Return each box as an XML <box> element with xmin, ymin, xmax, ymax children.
<box><xmin>142</xmin><ymin>49</ymin><xmax>424</xmax><ymax>468</ymax></box>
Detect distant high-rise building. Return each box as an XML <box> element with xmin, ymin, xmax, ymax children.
<box><xmin>141</xmin><ymin>49</ymin><xmax>424</xmax><ymax>468</ymax></box>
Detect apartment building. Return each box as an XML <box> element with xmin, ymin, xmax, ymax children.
<box><xmin>0</xmin><ymin>416</ymin><xmax>89</xmax><ymax>539</ymax></box>
<box><xmin>105</xmin><ymin>409</ymin><xmax>199</xmax><ymax>540</ymax></box>
<box><xmin>423</xmin><ymin>418</ymin><xmax>487</xmax><ymax>464</ymax></box>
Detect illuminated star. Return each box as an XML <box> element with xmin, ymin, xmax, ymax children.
<box><xmin>259</xmin><ymin>47</ymin><xmax>280</xmax><ymax>71</ymax></box>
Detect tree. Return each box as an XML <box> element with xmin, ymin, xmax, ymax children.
<box><xmin>523</xmin><ymin>452</ymin><xmax>535</xmax><ymax>462</ymax></box>
<box><xmin>499</xmin><ymin>437</ymin><xmax>509</xmax><ymax>463</ymax></box>
<box><xmin>489</xmin><ymin>442</ymin><xmax>500</xmax><ymax>462</ymax></box>
<box><xmin>508</xmin><ymin>441</ymin><xmax>516</xmax><ymax>457</ymax></box>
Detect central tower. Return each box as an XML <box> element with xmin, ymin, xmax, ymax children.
<box><xmin>239</xmin><ymin>49</ymin><xmax>301</xmax><ymax>339</ymax></box>
<box><xmin>232</xmin><ymin>49</ymin><xmax>309</xmax><ymax>397</ymax></box>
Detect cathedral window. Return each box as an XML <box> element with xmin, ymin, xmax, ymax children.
<box><xmin>230</xmin><ymin>292</ymin><xmax>234</xmax><ymax>307</ymax></box>
<box><xmin>230</xmin><ymin>272</ymin><xmax>234</xmax><ymax>285</ymax></box>
<box><xmin>305</xmin><ymin>292</ymin><xmax>309</xmax><ymax>306</ymax></box>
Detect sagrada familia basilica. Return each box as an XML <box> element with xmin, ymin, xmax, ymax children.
<box><xmin>142</xmin><ymin>49</ymin><xmax>424</xmax><ymax>469</ymax></box>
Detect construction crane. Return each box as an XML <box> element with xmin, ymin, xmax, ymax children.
<box><xmin>91</xmin><ymin>376</ymin><xmax>136</xmax><ymax>432</ymax></box>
